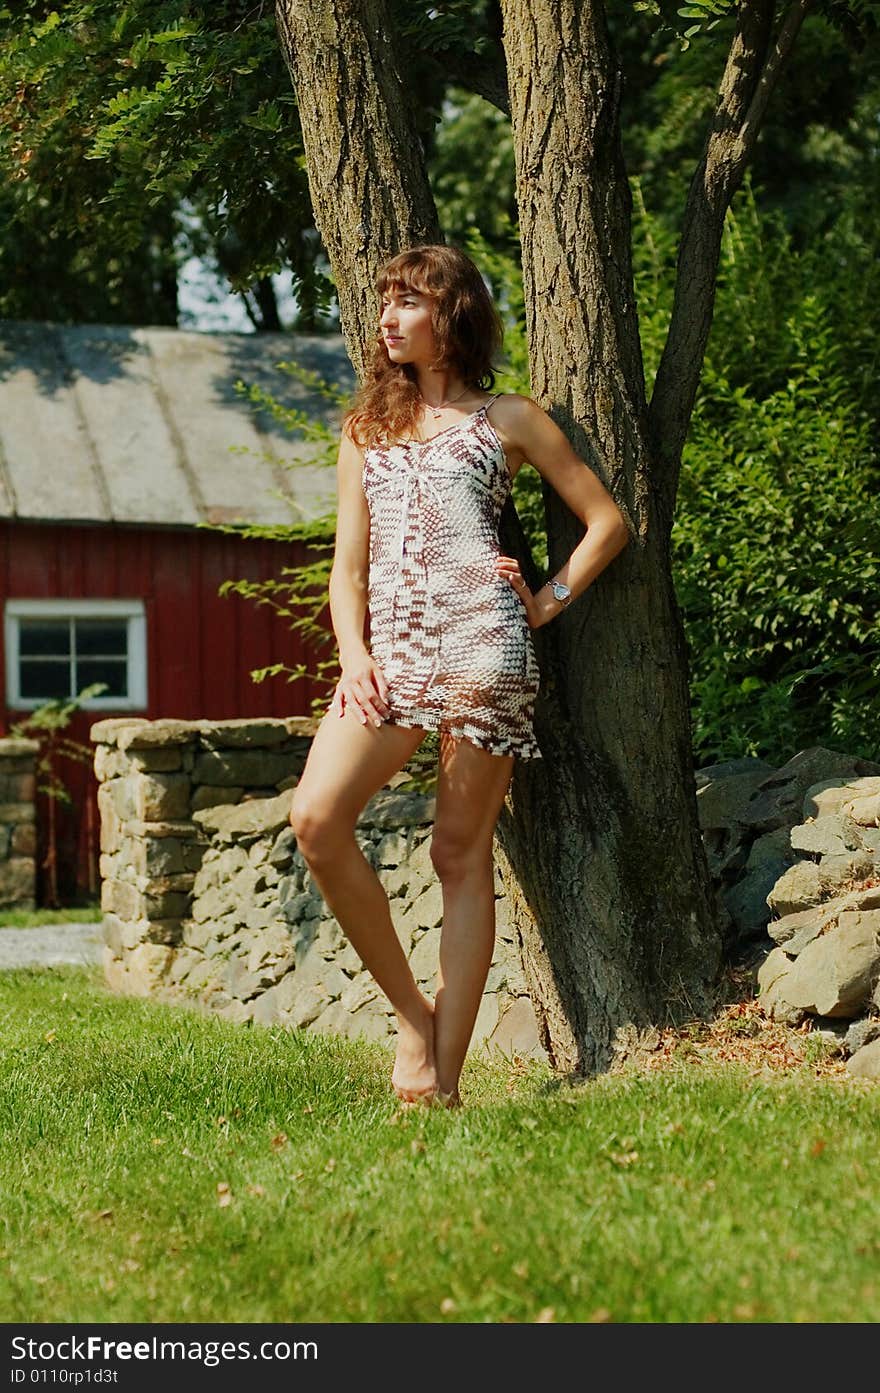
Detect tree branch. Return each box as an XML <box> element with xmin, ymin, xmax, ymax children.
<box><xmin>441</xmin><ymin>43</ymin><xmax>510</xmax><ymax>115</ymax></box>
<box><xmin>649</xmin><ymin>0</ymin><xmax>813</xmax><ymax>502</ymax></box>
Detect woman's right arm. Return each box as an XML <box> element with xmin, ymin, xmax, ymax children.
<box><xmin>327</xmin><ymin>428</ymin><xmax>390</xmax><ymax>727</ymax></box>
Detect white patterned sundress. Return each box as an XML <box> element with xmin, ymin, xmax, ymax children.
<box><xmin>361</xmin><ymin>395</ymin><xmax>542</xmax><ymax>760</ymax></box>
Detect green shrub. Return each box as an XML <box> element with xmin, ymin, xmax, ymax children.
<box><xmin>673</xmin><ymin>195</ymin><xmax>880</xmax><ymax>764</ymax></box>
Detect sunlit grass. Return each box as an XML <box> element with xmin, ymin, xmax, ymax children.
<box><xmin>1</xmin><ymin>967</ymin><xmax>878</xmax><ymax>1323</ymax></box>
<box><xmin>0</xmin><ymin>905</ymin><xmax>101</xmax><ymax>929</ymax></box>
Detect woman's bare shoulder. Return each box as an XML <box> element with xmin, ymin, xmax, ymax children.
<box><xmin>487</xmin><ymin>392</ymin><xmax>549</xmax><ymax>455</ymax></box>
<box><xmin>339</xmin><ymin>419</ymin><xmax>367</xmax><ymax>460</ymax></box>
<box><xmin>489</xmin><ymin>390</ymin><xmax>539</xmax><ymax>414</ymax></box>
<box><xmin>489</xmin><ymin>392</ymin><xmax>546</xmax><ymax>428</ymax></box>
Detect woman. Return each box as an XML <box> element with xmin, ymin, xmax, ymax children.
<box><xmin>289</xmin><ymin>244</ymin><xmax>629</xmax><ymax>1108</ymax></box>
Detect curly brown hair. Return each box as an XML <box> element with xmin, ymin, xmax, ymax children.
<box><xmin>345</xmin><ymin>244</ymin><xmax>504</xmax><ymax>449</ymax></box>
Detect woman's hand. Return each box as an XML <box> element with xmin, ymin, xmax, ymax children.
<box><xmin>330</xmin><ymin>652</ymin><xmax>390</xmax><ymax>727</ymax></box>
<box><xmin>495</xmin><ymin>555</ymin><xmax>557</xmax><ymax>630</ymax></box>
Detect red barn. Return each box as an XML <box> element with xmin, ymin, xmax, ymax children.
<box><xmin>0</xmin><ymin>321</ymin><xmax>351</xmax><ymax>905</ymax></box>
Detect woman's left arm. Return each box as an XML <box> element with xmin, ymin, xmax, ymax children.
<box><xmin>494</xmin><ymin>395</ymin><xmax>630</xmax><ymax>630</ymax></box>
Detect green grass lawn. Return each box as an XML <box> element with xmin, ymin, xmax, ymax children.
<box><xmin>1</xmin><ymin>966</ymin><xmax>878</xmax><ymax>1324</ymax></box>
<box><xmin>0</xmin><ymin>905</ymin><xmax>101</xmax><ymax>929</ymax></box>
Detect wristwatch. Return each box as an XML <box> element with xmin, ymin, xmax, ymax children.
<box><xmin>550</xmin><ymin>579</ymin><xmax>572</xmax><ymax>607</ymax></box>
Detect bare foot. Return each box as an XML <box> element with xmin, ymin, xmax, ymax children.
<box><xmin>391</xmin><ymin>996</ymin><xmax>437</xmax><ymax>1105</ymax></box>
<box><xmin>433</xmin><ymin>1089</ymin><xmax>461</xmax><ymax>1110</ymax></box>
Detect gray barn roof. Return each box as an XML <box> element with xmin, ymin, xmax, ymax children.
<box><xmin>0</xmin><ymin>321</ymin><xmax>355</xmax><ymax>528</ymax></box>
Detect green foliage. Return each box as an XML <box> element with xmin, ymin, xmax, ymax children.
<box><xmin>631</xmin><ymin>0</ymin><xmax>880</xmax><ymax>51</ymax></box>
<box><xmin>9</xmin><ymin>687</ymin><xmax>108</xmax><ymax>808</ymax></box>
<box><xmin>633</xmin><ymin>0</ymin><xmax>733</xmax><ymax>49</ymax></box>
<box><xmin>671</xmin><ymin>193</ymin><xmax>880</xmax><ymax>764</ymax></box>
<box><xmin>429</xmin><ymin>90</ymin><xmax>516</xmax><ymax>250</ymax></box>
<box><xmin>0</xmin><ymin>1</ymin><xmax>323</xmax><ymax>325</ymax></box>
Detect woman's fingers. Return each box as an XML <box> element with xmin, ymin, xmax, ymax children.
<box><xmin>340</xmin><ymin>673</ymin><xmax>389</xmax><ymax>727</ymax></box>
<box><xmin>332</xmin><ymin>660</ymin><xmax>391</xmax><ymax>727</ymax></box>
<box><xmin>495</xmin><ymin>555</ymin><xmax>531</xmax><ymax>597</ymax></box>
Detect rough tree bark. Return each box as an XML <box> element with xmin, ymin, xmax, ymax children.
<box><xmin>275</xmin><ymin>0</ymin><xmax>811</xmax><ymax>1074</ymax></box>
<box><xmin>275</xmin><ymin>0</ymin><xmax>441</xmax><ymax>377</ymax></box>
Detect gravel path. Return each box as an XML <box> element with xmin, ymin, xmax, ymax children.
<box><xmin>0</xmin><ymin>923</ymin><xmax>103</xmax><ymax>970</ymax></box>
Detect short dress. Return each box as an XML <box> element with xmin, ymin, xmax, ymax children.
<box><xmin>361</xmin><ymin>395</ymin><xmax>542</xmax><ymax>760</ymax></box>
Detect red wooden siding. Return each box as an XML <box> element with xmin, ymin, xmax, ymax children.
<box><xmin>0</xmin><ymin>521</ymin><xmax>335</xmax><ymax>904</ymax></box>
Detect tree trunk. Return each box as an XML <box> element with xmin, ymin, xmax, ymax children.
<box><xmin>497</xmin><ymin>0</ymin><xmax>721</xmax><ymax>1072</ymax></box>
<box><xmin>275</xmin><ymin>0</ymin><xmax>441</xmax><ymax>376</ymax></box>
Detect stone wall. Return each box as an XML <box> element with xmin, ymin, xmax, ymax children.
<box><xmin>90</xmin><ymin>717</ymin><xmax>545</xmax><ymax>1061</ymax></box>
<box><xmin>0</xmin><ymin>737</ymin><xmax>39</xmax><ymax>908</ymax></box>
<box><xmin>695</xmin><ymin>746</ymin><xmax>880</xmax><ymax>1079</ymax></box>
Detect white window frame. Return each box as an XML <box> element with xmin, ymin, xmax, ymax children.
<box><xmin>4</xmin><ymin>599</ymin><xmax>147</xmax><ymax>710</ymax></box>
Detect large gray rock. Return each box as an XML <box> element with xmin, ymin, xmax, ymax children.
<box><xmin>198</xmin><ymin>719</ymin><xmax>290</xmax><ymax>749</ymax></box>
<box><xmin>804</xmin><ymin>775</ymin><xmax>880</xmax><ymax>821</ymax></box>
<box><xmin>846</xmin><ymin>1037</ymin><xmax>880</xmax><ymax>1079</ymax></box>
<box><xmin>845</xmin><ymin>1017</ymin><xmax>880</xmax><ymax>1055</ymax></box>
<box><xmin>192</xmin><ymin>750</ymin><xmax>296</xmax><ymax>788</ymax></box>
<box><xmin>696</xmin><ymin>762</ymin><xmax>775</xmax><ymax>831</ymax></box>
<box><xmin>193</xmin><ymin>789</ymin><xmax>293</xmax><ymax>841</ymax></box>
<box><xmin>741</xmin><ymin>749</ymin><xmax>880</xmax><ymax>836</ymax></box>
<box><xmin>845</xmin><ymin>789</ymin><xmax>880</xmax><ymax>827</ymax></box>
<box><xmin>722</xmin><ymin>825</ymin><xmax>798</xmax><ymax>938</ymax></box>
<box><xmin>361</xmin><ymin>789</ymin><xmax>435</xmax><ymax>828</ymax></box>
<box><xmin>769</xmin><ymin>910</ymin><xmax>880</xmax><ymax>1019</ymax></box>
<box><xmin>696</xmin><ymin>761</ymin><xmax>776</xmax><ymax>883</ymax></box>
<box><xmin>756</xmin><ymin>947</ymin><xmax>803</xmax><ymax>1024</ymax></box>
<box><xmin>766</xmin><ymin>861</ymin><xmax>826</xmax><ymax>917</ymax></box>
<box><xmin>790</xmin><ymin>813</ymin><xmax>867</xmax><ymax>859</ymax></box>
<box><xmin>769</xmin><ymin>883</ymin><xmax>880</xmax><ymax>949</ymax></box>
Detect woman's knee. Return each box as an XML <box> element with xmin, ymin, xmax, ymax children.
<box><xmin>429</xmin><ymin>828</ymin><xmax>490</xmax><ymax>884</ymax></box>
<box><xmin>289</xmin><ymin>788</ymin><xmax>350</xmax><ymax>866</ymax></box>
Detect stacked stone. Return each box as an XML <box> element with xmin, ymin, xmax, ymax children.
<box><xmin>92</xmin><ymin>717</ymin><xmax>315</xmax><ymax>997</ymax></box>
<box><xmin>696</xmin><ymin>747</ymin><xmax>880</xmax><ymax>952</ymax></box>
<box><xmin>90</xmin><ymin>717</ymin><xmax>545</xmax><ymax>1061</ymax></box>
<box><xmin>756</xmin><ymin>775</ymin><xmax>880</xmax><ymax>1077</ymax></box>
<box><xmin>0</xmin><ymin>737</ymin><xmax>39</xmax><ymax>908</ymax></box>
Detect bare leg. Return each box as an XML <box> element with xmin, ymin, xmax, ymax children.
<box><xmin>290</xmin><ymin>708</ymin><xmax>435</xmax><ymax>1103</ymax></box>
<box><xmin>430</xmin><ymin>735</ymin><xmax>515</xmax><ymax>1104</ymax></box>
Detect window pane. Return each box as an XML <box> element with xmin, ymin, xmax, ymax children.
<box><xmin>75</xmin><ymin>620</ymin><xmax>128</xmax><ymax>657</ymax></box>
<box><xmin>19</xmin><ymin>620</ymin><xmax>71</xmax><ymax>658</ymax></box>
<box><xmin>76</xmin><ymin>659</ymin><xmax>128</xmax><ymax>698</ymax></box>
<box><xmin>19</xmin><ymin>660</ymin><xmax>71</xmax><ymax>700</ymax></box>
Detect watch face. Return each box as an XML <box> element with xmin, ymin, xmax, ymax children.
<box><xmin>552</xmin><ymin>581</ymin><xmax>571</xmax><ymax>601</ymax></box>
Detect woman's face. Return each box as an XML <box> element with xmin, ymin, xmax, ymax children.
<box><xmin>379</xmin><ymin>284</ymin><xmax>437</xmax><ymax>366</ymax></box>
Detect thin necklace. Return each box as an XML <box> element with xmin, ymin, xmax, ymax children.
<box><xmin>420</xmin><ymin>384</ymin><xmax>470</xmax><ymax>420</ymax></box>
